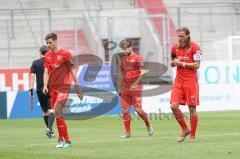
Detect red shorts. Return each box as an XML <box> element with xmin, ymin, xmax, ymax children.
<box><xmin>50</xmin><ymin>90</ymin><xmax>70</xmax><ymax>108</ymax></box>
<box><xmin>170</xmin><ymin>82</ymin><xmax>199</xmax><ymax>106</ymax></box>
<box><xmin>121</xmin><ymin>85</ymin><xmax>142</xmax><ymax>110</ymax></box>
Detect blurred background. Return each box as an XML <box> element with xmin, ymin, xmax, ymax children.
<box><xmin>1</xmin><ymin>0</ymin><xmax>240</xmax><ymax>119</ymax></box>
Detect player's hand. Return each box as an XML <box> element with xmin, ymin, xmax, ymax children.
<box><xmin>29</xmin><ymin>88</ymin><xmax>33</xmax><ymax>96</ymax></box>
<box><xmin>75</xmin><ymin>85</ymin><xmax>84</xmax><ymax>100</ymax></box>
<box><xmin>172</xmin><ymin>59</ymin><xmax>182</xmax><ymax>67</ymax></box>
<box><xmin>130</xmin><ymin>83</ymin><xmax>137</xmax><ymax>90</ymax></box>
<box><xmin>118</xmin><ymin>89</ymin><xmax>122</xmax><ymax>96</ymax></box>
<box><xmin>29</xmin><ymin>88</ymin><xmax>34</xmax><ymax>111</ymax></box>
<box><xmin>42</xmin><ymin>87</ymin><xmax>48</xmax><ymax>95</ymax></box>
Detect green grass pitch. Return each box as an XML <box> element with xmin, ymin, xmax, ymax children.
<box><xmin>0</xmin><ymin>111</ymin><xmax>240</xmax><ymax>159</ymax></box>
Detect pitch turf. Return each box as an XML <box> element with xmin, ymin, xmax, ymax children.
<box><xmin>0</xmin><ymin>111</ymin><xmax>240</xmax><ymax>159</ymax></box>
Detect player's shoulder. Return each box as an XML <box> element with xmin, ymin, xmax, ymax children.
<box><xmin>171</xmin><ymin>43</ymin><xmax>179</xmax><ymax>51</ymax></box>
<box><xmin>32</xmin><ymin>58</ymin><xmax>39</xmax><ymax>64</ymax></box>
<box><xmin>45</xmin><ymin>50</ymin><xmax>52</xmax><ymax>57</ymax></box>
<box><xmin>32</xmin><ymin>57</ymin><xmax>43</xmax><ymax>65</ymax></box>
<box><xmin>59</xmin><ymin>49</ymin><xmax>72</xmax><ymax>55</ymax></box>
<box><xmin>190</xmin><ymin>42</ymin><xmax>200</xmax><ymax>49</ymax></box>
<box><xmin>131</xmin><ymin>54</ymin><xmax>142</xmax><ymax>62</ymax></box>
<box><xmin>133</xmin><ymin>53</ymin><xmax>143</xmax><ymax>59</ymax></box>
<box><xmin>172</xmin><ymin>43</ymin><xmax>179</xmax><ymax>48</ymax></box>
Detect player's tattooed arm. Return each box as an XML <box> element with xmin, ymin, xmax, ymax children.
<box><xmin>170</xmin><ymin>53</ymin><xmax>177</xmax><ymax>67</ymax></box>
<box><xmin>130</xmin><ymin>69</ymin><xmax>149</xmax><ymax>89</ymax></box>
<box><xmin>116</xmin><ymin>71</ymin><xmax>123</xmax><ymax>96</ymax></box>
<box><xmin>171</xmin><ymin>59</ymin><xmax>200</xmax><ymax>69</ymax></box>
<box><xmin>70</xmin><ymin>68</ymin><xmax>84</xmax><ymax>100</ymax></box>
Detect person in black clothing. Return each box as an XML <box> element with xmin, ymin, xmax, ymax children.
<box><xmin>29</xmin><ymin>45</ymin><xmax>55</xmax><ymax>138</ymax></box>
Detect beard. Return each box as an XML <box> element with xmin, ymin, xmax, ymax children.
<box><xmin>124</xmin><ymin>51</ymin><xmax>131</xmax><ymax>55</ymax></box>
<box><xmin>178</xmin><ymin>39</ymin><xmax>186</xmax><ymax>48</ymax></box>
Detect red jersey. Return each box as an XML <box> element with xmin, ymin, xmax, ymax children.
<box><xmin>171</xmin><ymin>42</ymin><xmax>202</xmax><ymax>84</ymax></box>
<box><xmin>44</xmin><ymin>49</ymin><xmax>74</xmax><ymax>92</ymax></box>
<box><xmin>121</xmin><ymin>53</ymin><xmax>144</xmax><ymax>88</ymax></box>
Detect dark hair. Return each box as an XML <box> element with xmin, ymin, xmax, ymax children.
<box><xmin>39</xmin><ymin>45</ymin><xmax>49</xmax><ymax>55</ymax></box>
<box><xmin>119</xmin><ymin>39</ymin><xmax>133</xmax><ymax>49</ymax></box>
<box><xmin>45</xmin><ymin>33</ymin><xmax>57</xmax><ymax>41</ymax></box>
<box><xmin>176</xmin><ymin>27</ymin><xmax>190</xmax><ymax>35</ymax></box>
<box><xmin>176</xmin><ymin>26</ymin><xmax>191</xmax><ymax>48</ymax></box>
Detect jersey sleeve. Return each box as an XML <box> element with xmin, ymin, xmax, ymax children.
<box><xmin>192</xmin><ymin>44</ymin><xmax>202</xmax><ymax>61</ymax></box>
<box><xmin>44</xmin><ymin>56</ymin><xmax>50</xmax><ymax>70</ymax></box>
<box><xmin>30</xmin><ymin>61</ymin><xmax>36</xmax><ymax>73</ymax></box>
<box><xmin>65</xmin><ymin>52</ymin><xmax>75</xmax><ymax>70</ymax></box>
<box><xmin>137</xmin><ymin>55</ymin><xmax>144</xmax><ymax>69</ymax></box>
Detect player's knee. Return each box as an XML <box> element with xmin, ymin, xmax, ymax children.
<box><xmin>188</xmin><ymin>106</ymin><xmax>197</xmax><ymax>115</ymax></box>
<box><xmin>135</xmin><ymin>108</ymin><xmax>142</xmax><ymax>114</ymax></box>
<box><xmin>54</xmin><ymin>110</ymin><xmax>62</xmax><ymax>118</ymax></box>
<box><xmin>122</xmin><ymin>108</ymin><xmax>130</xmax><ymax>114</ymax></box>
<box><xmin>170</xmin><ymin>103</ymin><xmax>179</xmax><ymax>110</ymax></box>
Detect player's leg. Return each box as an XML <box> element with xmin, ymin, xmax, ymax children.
<box><xmin>135</xmin><ymin>107</ymin><xmax>153</xmax><ymax>136</ymax></box>
<box><xmin>54</xmin><ymin>102</ymin><xmax>65</xmax><ymax>148</ymax></box>
<box><xmin>121</xmin><ymin>93</ymin><xmax>132</xmax><ymax>138</ymax></box>
<box><xmin>185</xmin><ymin>83</ymin><xmax>199</xmax><ymax>142</ymax></box>
<box><xmin>39</xmin><ymin>91</ymin><xmax>55</xmax><ymax>138</ymax></box>
<box><xmin>50</xmin><ymin>91</ymin><xmax>64</xmax><ymax>147</ymax></box>
<box><xmin>132</xmin><ymin>90</ymin><xmax>153</xmax><ymax>136</ymax></box>
<box><xmin>55</xmin><ymin>92</ymin><xmax>71</xmax><ymax>148</ymax></box>
<box><xmin>37</xmin><ymin>91</ymin><xmax>49</xmax><ymax>128</ymax></box>
<box><xmin>170</xmin><ymin>83</ymin><xmax>189</xmax><ymax>142</ymax></box>
<box><xmin>47</xmin><ymin>108</ymin><xmax>55</xmax><ymax>137</ymax></box>
<box><xmin>171</xmin><ymin>102</ymin><xmax>190</xmax><ymax>142</ymax></box>
<box><xmin>188</xmin><ymin>106</ymin><xmax>198</xmax><ymax>142</ymax></box>
<box><xmin>45</xmin><ymin>93</ymin><xmax>55</xmax><ymax>137</ymax></box>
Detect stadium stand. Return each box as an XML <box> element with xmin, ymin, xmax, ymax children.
<box><xmin>0</xmin><ymin>0</ymin><xmax>240</xmax><ymax>69</ymax></box>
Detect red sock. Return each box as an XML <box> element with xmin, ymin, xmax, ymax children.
<box><xmin>123</xmin><ymin>113</ymin><xmax>131</xmax><ymax>134</ymax></box>
<box><xmin>61</xmin><ymin>118</ymin><xmax>70</xmax><ymax>143</ymax></box>
<box><xmin>56</xmin><ymin>118</ymin><xmax>64</xmax><ymax>141</ymax></box>
<box><xmin>190</xmin><ymin>115</ymin><xmax>198</xmax><ymax>137</ymax></box>
<box><xmin>172</xmin><ymin>108</ymin><xmax>188</xmax><ymax>131</ymax></box>
<box><xmin>56</xmin><ymin>117</ymin><xmax>70</xmax><ymax>142</ymax></box>
<box><xmin>138</xmin><ymin>110</ymin><xmax>150</xmax><ymax>127</ymax></box>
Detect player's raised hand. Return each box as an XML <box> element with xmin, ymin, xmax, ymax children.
<box><xmin>75</xmin><ymin>85</ymin><xmax>84</xmax><ymax>100</ymax></box>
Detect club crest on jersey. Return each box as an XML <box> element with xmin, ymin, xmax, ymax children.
<box><xmin>52</xmin><ymin>64</ymin><xmax>60</xmax><ymax>68</ymax></box>
<box><xmin>57</xmin><ymin>56</ymin><xmax>62</xmax><ymax>61</ymax></box>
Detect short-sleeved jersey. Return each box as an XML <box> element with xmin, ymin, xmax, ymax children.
<box><xmin>171</xmin><ymin>42</ymin><xmax>202</xmax><ymax>84</ymax></box>
<box><xmin>121</xmin><ymin>53</ymin><xmax>144</xmax><ymax>88</ymax></box>
<box><xmin>44</xmin><ymin>49</ymin><xmax>74</xmax><ymax>92</ymax></box>
<box><xmin>30</xmin><ymin>57</ymin><xmax>45</xmax><ymax>91</ymax></box>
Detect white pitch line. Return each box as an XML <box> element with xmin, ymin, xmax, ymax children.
<box><xmin>1</xmin><ymin>133</ymin><xmax>240</xmax><ymax>148</ymax></box>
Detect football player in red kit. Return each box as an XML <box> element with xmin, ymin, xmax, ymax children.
<box><xmin>170</xmin><ymin>27</ymin><xmax>202</xmax><ymax>142</ymax></box>
<box><xmin>118</xmin><ymin>39</ymin><xmax>153</xmax><ymax>138</ymax></box>
<box><xmin>43</xmin><ymin>33</ymin><xmax>83</xmax><ymax>148</ymax></box>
